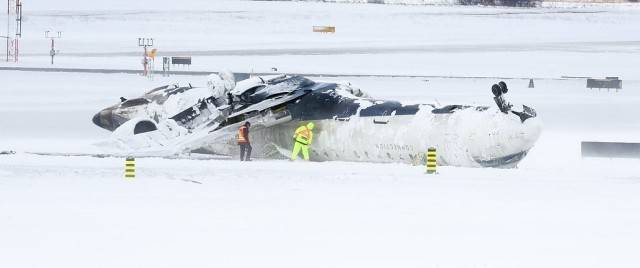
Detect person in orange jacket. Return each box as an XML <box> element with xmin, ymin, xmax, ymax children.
<box><xmin>237</xmin><ymin>122</ymin><xmax>251</xmax><ymax>161</ymax></box>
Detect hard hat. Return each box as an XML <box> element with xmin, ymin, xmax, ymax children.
<box><xmin>306</xmin><ymin>122</ymin><xmax>315</xmax><ymax>130</ymax></box>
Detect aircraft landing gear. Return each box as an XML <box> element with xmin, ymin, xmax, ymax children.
<box><xmin>492</xmin><ymin>81</ymin><xmax>512</xmax><ymax>114</ymax></box>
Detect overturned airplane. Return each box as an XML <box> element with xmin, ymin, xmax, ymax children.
<box><xmin>92</xmin><ymin>72</ymin><xmax>541</xmax><ymax>168</ymax></box>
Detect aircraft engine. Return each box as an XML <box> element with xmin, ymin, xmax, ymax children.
<box><xmin>207</xmin><ymin>70</ymin><xmax>236</xmax><ymax>100</ymax></box>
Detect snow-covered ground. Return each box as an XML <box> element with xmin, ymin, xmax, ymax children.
<box><xmin>1</xmin><ymin>1</ymin><xmax>640</xmax><ymax>267</ymax></box>
<box><xmin>1</xmin><ymin>70</ymin><xmax>639</xmax><ymax>267</ymax></box>
<box><xmin>4</xmin><ymin>0</ymin><xmax>640</xmax><ymax>78</ymax></box>
<box><xmin>3</xmin><ymin>152</ymin><xmax>639</xmax><ymax>268</ymax></box>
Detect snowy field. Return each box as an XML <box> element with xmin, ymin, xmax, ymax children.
<box><xmin>2</xmin><ymin>0</ymin><xmax>640</xmax><ymax>267</ymax></box>
<box><xmin>2</xmin><ymin>71</ymin><xmax>640</xmax><ymax>267</ymax></box>
<box><xmin>6</xmin><ymin>0</ymin><xmax>640</xmax><ymax>78</ymax></box>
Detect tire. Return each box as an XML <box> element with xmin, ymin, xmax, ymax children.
<box><xmin>498</xmin><ymin>81</ymin><xmax>508</xmax><ymax>94</ymax></box>
<box><xmin>491</xmin><ymin>84</ymin><xmax>501</xmax><ymax>97</ymax></box>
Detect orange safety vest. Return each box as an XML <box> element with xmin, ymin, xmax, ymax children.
<box><xmin>237</xmin><ymin>125</ymin><xmax>248</xmax><ymax>144</ymax></box>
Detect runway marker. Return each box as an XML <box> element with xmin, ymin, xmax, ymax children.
<box><xmin>125</xmin><ymin>157</ymin><xmax>135</xmax><ymax>179</ymax></box>
<box><xmin>426</xmin><ymin>148</ymin><xmax>437</xmax><ymax>174</ymax></box>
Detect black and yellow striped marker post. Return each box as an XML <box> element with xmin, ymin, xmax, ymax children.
<box><xmin>124</xmin><ymin>157</ymin><xmax>135</xmax><ymax>179</ymax></box>
<box><xmin>426</xmin><ymin>147</ymin><xmax>437</xmax><ymax>174</ymax></box>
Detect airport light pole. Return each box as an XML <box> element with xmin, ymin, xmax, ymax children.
<box><xmin>3</xmin><ymin>0</ymin><xmax>11</xmax><ymax>62</ymax></box>
<box><xmin>14</xmin><ymin>0</ymin><xmax>21</xmax><ymax>62</ymax></box>
<box><xmin>45</xmin><ymin>30</ymin><xmax>62</xmax><ymax>65</ymax></box>
<box><xmin>6</xmin><ymin>0</ymin><xmax>10</xmax><ymax>62</ymax></box>
<box><xmin>138</xmin><ymin>37</ymin><xmax>154</xmax><ymax>76</ymax></box>
<box><xmin>5</xmin><ymin>0</ymin><xmax>22</xmax><ymax>62</ymax></box>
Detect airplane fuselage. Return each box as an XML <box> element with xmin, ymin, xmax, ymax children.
<box><xmin>92</xmin><ymin>75</ymin><xmax>541</xmax><ymax>168</ymax></box>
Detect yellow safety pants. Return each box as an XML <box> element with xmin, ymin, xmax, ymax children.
<box><xmin>291</xmin><ymin>142</ymin><xmax>309</xmax><ymax>161</ymax></box>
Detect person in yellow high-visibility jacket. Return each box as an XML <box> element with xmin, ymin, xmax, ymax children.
<box><xmin>291</xmin><ymin>122</ymin><xmax>315</xmax><ymax>161</ymax></box>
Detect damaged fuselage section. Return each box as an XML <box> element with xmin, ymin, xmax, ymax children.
<box><xmin>93</xmin><ymin>73</ymin><xmax>541</xmax><ymax>168</ymax></box>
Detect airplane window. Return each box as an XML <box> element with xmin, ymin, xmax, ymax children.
<box><xmin>359</xmin><ymin>101</ymin><xmax>401</xmax><ymax>117</ymax></box>
<box><xmin>395</xmin><ymin>104</ymin><xmax>420</xmax><ymax>115</ymax></box>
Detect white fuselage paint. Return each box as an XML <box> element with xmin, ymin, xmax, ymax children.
<box><xmin>96</xmin><ymin>76</ymin><xmax>541</xmax><ymax>168</ymax></box>
<box><xmin>193</xmin><ymin>105</ymin><xmax>542</xmax><ymax>167</ymax></box>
